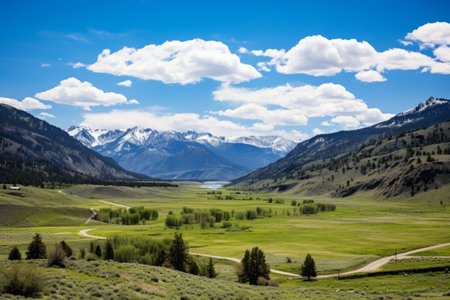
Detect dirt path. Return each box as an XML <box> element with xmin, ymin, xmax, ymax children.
<box><xmin>98</xmin><ymin>200</ymin><xmax>130</xmax><ymax>210</ymax></box>
<box><xmin>78</xmin><ymin>228</ymin><xmax>106</xmax><ymax>240</ymax></box>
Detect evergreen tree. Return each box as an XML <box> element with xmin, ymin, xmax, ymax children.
<box><xmin>26</xmin><ymin>233</ymin><xmax>47</xmax><ymax>259</ymax></box>
<box><xmin>169</xmin><ymin>233</ymin><xmax>188</xmax><ymax>272</ymax></box>
<box><xmin>8</xmin><ymin>246</ymin><xmax>22</xmax><ymax>260</ymax></box>
<box><xmin>79</xmin><ymin>247</ymin><xmax>86</xmax><ymax>259</ymax></box>
<box><xmin>95</xmin><ymin>244</ymin><xmax>102</xmax><ymax>258</ymax></box>
<box><xmin>207</xmin><ymin>257</ymin><xmax>217</xmax><ymax>278</ymax></box>
<box><xmin>104</xmin><ymin>240</ymin><xmax>114</xmax><ymax>260</ymax></box>
<box><xmin>60</xmin><ymin>241</ymin><xmax>72</xmax><ymax>257</ymax></box>
<box><xmin>189</xmin><ymin>260</ymin><xmax>199</xmax><ymax>275</ymax></box>
<box><xmin>237</xmin><ymin>247</ymin><xmax>270</xmax><ymax>285</ymax></box>
<box><xmin>2</xmin><ymin>184</ymin><xmax>6</xmax><ymax>190</ymax></box>
<box><xmin>301</xmin><ymin>254</ymin><xmax>317</xmax><ymax>280</ymax></box>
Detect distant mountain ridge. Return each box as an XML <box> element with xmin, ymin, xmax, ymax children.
<box><xmin>231</xmin><ymin>97</ymin><xmax>450</xmax><ymax>189</ymax></box>
<box><xmin>0</xmin><ymin>104</ymin><xmax>149</xmax><ymax>184</ymax></box>
<box><xmin>67</xmin><ymin>126</ymin><xmax>296</xmax><ymax>180</ymax></box>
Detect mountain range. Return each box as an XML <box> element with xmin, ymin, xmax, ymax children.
<box><xmin>67</xmin><ymin>127</ymin><xmax>296</xmax><ymax>180</ymax></box>
<box><xmin>231</xmin><ymin>97</ymin><xmax>450</xmax><ymax>198</ymax></box>
<box><xmin>0</xmin><ymin>104</ymin><xmax>148</xmax><ymax>185</ymax></box>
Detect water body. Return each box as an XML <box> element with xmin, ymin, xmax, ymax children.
<box><xmin>200</xmin><ymin>181</ymin><xmax>230</xmax><ymax>190</ymax></box>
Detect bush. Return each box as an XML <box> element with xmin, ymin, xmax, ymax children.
<box><xmin>0</xmin><ymin>264</ymin><xmax>44</xmax><ymax>297</ymax></box>
<box><xmin>48</xmin><ymin>243</ymin><xmax>66</xmax><ymax>267</ymax></box>
<box><xmin>114</xmin><ymin>245</ymin><xmax>139</xmax><ymax>263</ymax></box>
<box><xmin>79</xmin><ymin>248</ymin><xmax>86</xmax><ymax>259</ymax></box>
<box><xmin>8</xmin><ymin>247</ymin><xmax>21</xmax><ymax>261</ymax></box>
<box><xmin>300</xmin><ymin>205</ymin><xmax>316</xmax><ymax>215</ymax></box>
<box><xmin>222</xmin><ymin>221</ymin><xmax>232</xmax><ymax>228</ymax></box>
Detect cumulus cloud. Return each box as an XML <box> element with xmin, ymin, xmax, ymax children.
<box><xmin>321</xmin><ymin>121</ymin><xmax>333</xmax><ymax>127</ymax></box>
<box><xmin>434</xmin><ymin>46</ymin><xmax>450</xmax><ymax>62</ymax></box>
<box><xmin>87</xmin><ymin>39</ymin><xmax>261</xmax><ymax>84</ymax></box>
<box><xmin>35</xmin><ymin>77</ymin><xmax>136</xmax><ymax>110</ymax></box>
<box><xmin>117</xmin><ymin>79</ymin><xmax>132</xmax><ymax>87</ymax></box>
<box><xmin>0</xmin><ymin>96</ymin><xmax>51</xmax><ymax>110</ymax></box>
<box><xmin>39</xmin><ymin>112</ymin><xmax>56</xmax><ymax>118</ymax></box>
<box><xmin>80</xmin><ymin>109</ymin><xmax>307</xmax><ymax>141</ymax></box>
<box><xmin>331</xmin><ymin>116</ymin><xmax>361</xmax><ymax>129</ymax></box>
<box><xmin>247</xmin><ymin>30</ymin><xmax>450</xmax><ymax>80</ymax></box>
<box><xmin>355</xmin><ymin>70</ymin><xmax>386</xmax><ymax>82</ymax></box>
<box><xmin>214</xmin><ymin>103</ymin><xmax>308</xmax><ymax>126</ymax></box>
<box><xmin>213</xmin><ymin>83</ymin><xmax>394</xmax><ymax>128</ymax></box>
<box><xmin>405</xmin><ymin>22</ymin><xmax>450</xmax><ymax>47</ymax></box>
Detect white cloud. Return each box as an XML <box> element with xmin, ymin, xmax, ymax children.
<box><xmin>355</xmin><ymin>70</ymin><xmax>386</xmax><ymax>82</ymax></box>
<box><xmin>398</xmin><ymin>40</ymin><xmax>413</xmax><ymax>46</ymax></box>
<box><xmin>331</xmin><ymin>116</ymin><xmax>361</xmax><ymax>129</ymax></box>
<box><xmin>70</xmin><ymin>62</ymin><xmax>86</xmax><ymax>69</ymax></box>
<box><xmin>248</xmin><ymin>31</ymin><xmax>450</xmax><ymax>79</ymax></box>
<box><xmin>35</xmin><ymin>77</ymin><xmax>136</xmax><ymax>110</ymax></box>
<box><xmin>321</xmin><ymin>121</ymin><xmax>333</xmax><ymax>127</ymax></box>
<box><xmin>405</xmin><ymin>22</ymin><xmax>450</xmax><ymax>47</ymax></box>
<box><xmin>434</xmin><ymin>46</ymin><xmax>450</xmax><ymax>62</ymax></box>
<box><xmin>41</xmin><ymin>63</ymin><xmax>51</xmax><ymax>67</ymax></box>
<box><xmin>117</xmin><ymin>79</ymin><xmax>132</xmax><ymax>87</ymax></box>
<box><xmin>312</xmin><ymin>128</ymin><xmax>324</xmax><ymax>135</ymax></box>
<box><xmin>214</xmin><ymin>103</ymin><xmax>308</xmax><ymax>126</ymax></box>
<box><xmin>87</xmin><ymin>39</ymin><xmax>261</xmax><ymax>84</ymax></box>
<box><xmin>238</xmin><ymin>47</ymin><xmax>248</xmax><ymax>54</ymax></box>
<box><xmin>39</xmin><ymin>112</ymin><xmax>56</xmax><ymax>118</ymax></box>
<box><xmin>127</xmin><ymin>99</ymin><xmax>139</xmax><ymax>104</ymax></box>
<box><xmin>213</xmin><ymin>83</ymin><xmax>393</xmax><ymax>128</ymax></box>
<box><xmin>0</xmin><ymin>96</ymin><xmax>51</xmax><ymax>111</ymax></box>
<box><xmin>80</xmin><ymin>109</ymin><xmax>307</xmax><ymax>141</ymax></box>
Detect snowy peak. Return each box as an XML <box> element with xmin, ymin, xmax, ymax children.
<box><xmin>67</xmin><ymin>126</ymin><xmax>296</xmax><ymax>153</ymax></box>
<box><xmin>398</xmin><ymin>97</ymin><xmax>449</xmax><ymax>117</ymax></box>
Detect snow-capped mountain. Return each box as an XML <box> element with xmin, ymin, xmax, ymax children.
<box><xmin>67</xmin><ymin>127</ymin><xmax>296</xmax><ymax>180</ymax></box>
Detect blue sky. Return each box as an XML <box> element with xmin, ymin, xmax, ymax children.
<box><xmin>1</xmin><ymin>0</ymin><xmax>449</xmax><ymax>140</ymax></box>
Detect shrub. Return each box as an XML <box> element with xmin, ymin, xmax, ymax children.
<box><xmin>79</xmin><ymin>248</ymin><xmax>86</xmax><ymax>259</ymax></box>
<box><xmin>86</xmin><ymin>253</ymin><xmax>98</xmax><ymax>261</ymax></box>
<box><xmin>8</xmin><ymin>247</ymin><xmax>21</xmax><ymax>261</ymax></box>
<box><xmin>114</xmin><ymin>245</ymin><xmax>139</xmax><ymax>263</ymax></box>
<box><xmin>26</xmin><ymin>233</ymin><xmax>46</xmax><ymax>259</ymax></box>
<box><xmin>48</xmin><ymin>243</ymin><xmax>66</xmax><ymax>267</ymax></box>
<box><xmin>300</xmin><ymin>205</ymin><xmax>316</xmax><ymax>215</ymax></box>
<box><xmin>0</xmin><ymin>264</ymin><xmax>44</xmax><ymax>297</ymax></box>
<box><xmin>222</xmin><ymin>221</ymin><xmax>232</xmax><ymax>228</ymax></box>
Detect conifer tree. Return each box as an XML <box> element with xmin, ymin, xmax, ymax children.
<box><xmin>207</xmin><ymin>257</ymin><xmax>217</xmax><ymax>278</ymax></box>
<box><xmin>26</xmin><ymin>233</ymin><xmax>47</xmax><ymax>259</ymax></box>
<box><xmin>95</xmin><ymin>244</ymin><xmax>102</xmax><ymax>258</ymax></box>
<box><xmin>301</xmin><ymin>254</ymin><xmax>317</xmax><ymax>280</ymax></box>
<box><xmin>169</xmin><ymin>233</ymin><xmax>188</xmax><ymax>272</ymax></box>
<box><xmin>8</xmin><ymin>246</ymin><xmax>22</xmax><ymax>260</ymax></box>
<box><xmin>104</xmin><ymin>240</ymin><xmax>114</xmax><ymax>260</ymax></box>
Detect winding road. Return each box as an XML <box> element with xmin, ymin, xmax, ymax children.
<box><xmin>78</xmin><ymin>226</ymin><xmax>449</xmax><ymax>278</ymax></box>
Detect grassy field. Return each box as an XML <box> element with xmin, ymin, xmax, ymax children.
<box><xmin>0</xmin><ymin>183</ymin><xmax>449</xmax><ymax>297</ymax></box>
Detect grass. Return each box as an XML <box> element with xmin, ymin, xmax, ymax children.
<box><xmin>0</xmin><ymin>183</ymin><xmax>449</xmax><ymax>298</ymax></box>
<box><xmin>1</xmin><ymin>258</ymin><xmax>449</xmax><ymax>299</ymax></box>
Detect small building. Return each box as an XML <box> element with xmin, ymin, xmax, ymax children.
<box><xmin>9</xmin><ymin>186</ymin><xmax>20</xmax><ymax>190</ymax></box>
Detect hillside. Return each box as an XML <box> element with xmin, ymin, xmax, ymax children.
<box><xmin>67</xmin><ymin>126</ymin><xmax>295</xmax><ymax>180</ymax></box>
<box><xmin>0</xmin><ymin>104</ymin><xmax>149</xmax><ymax>185</ymax></box>
<box><xmin>231</xmin><ymin>98</ymin><xmax>450</xmax><ymax>199</ymax></box>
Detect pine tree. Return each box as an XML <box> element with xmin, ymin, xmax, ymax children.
<box><xmin>2</xmin><ymin>184</ymin><xmax>6</xmax><ymax>190</ymax></box>
<box><xmin>95</xmin><ymin>244</ymin><xmax>102</xmax><ymax>258</ymax></box>
<box><xmin>301</xmin><ymin>254</ymin><xmax>317</xmax><ymax>280</ymax></box>
<box><xmin>207</xmin><ymin>257</ymin><xmax>217</xmax><ymax>278</ymax></box>
<box><xmin>237</xmin><ymin>247</ymin><xmax>270</xmax><ymax>285</ymax></box>
<box><xmin>8</xmin><ymin>246</ymin><xmax>22</xmax><ymax>260</ymax></box>
<box><xmin>189</xmin><ymin>260</ymin><xmax>200</xmax><ymax>275</ymax></box>
<box><xmin>169</xmin><ymin>233</ymin><xmax>188</xmax><ymax>272</ymax></box>
<box><xmin>104</xmin><ymin>240</ymin><xmax>114</xmax><ymax>260</ymax></box>
<box><xmin>79</xmin><ymin>247</ymin><xmax>86</xmax><ymax>259</ymax></box>
<box><xmin>60</xmin><ymin>241</ymin><xmax>72</xmax><ymax>257</ymax></box>
<box><xmin>26</xmin><ymin>233</ymin><xmax>47</xmax><ymax>259</ymax></box>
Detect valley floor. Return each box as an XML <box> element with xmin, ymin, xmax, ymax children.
<box><xmin>0</xmin><ymin>183</ymin><xmax>449</xmax><ymax>299</ymax></box>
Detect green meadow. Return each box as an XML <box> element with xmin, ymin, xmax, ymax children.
<box><xmin>0</xmin><ymin>183</ymin><xmax>449</xmax><ymax>298</ymax></box>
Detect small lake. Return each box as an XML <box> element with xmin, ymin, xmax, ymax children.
<box><xmin>200</xmin><ymin>181</ymin><xmax>230</xmax><ymax>190</ymax></box>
